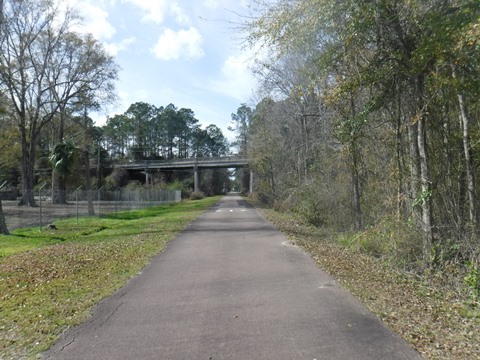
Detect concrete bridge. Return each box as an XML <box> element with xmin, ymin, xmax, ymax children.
<box><xmin>115</xmin><ymin>156</ymin><xmax>251</xmax><ymax>193</ymax></box>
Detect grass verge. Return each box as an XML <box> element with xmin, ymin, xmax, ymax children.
<box><xmin>0</xmin><ymin>197</ymin><xmax>220</xmax><ymax>359</ymax></box>
<box><xmin>257</xmin><ymin>206</ymin><xmax>480</xmax><ymax>360</ymax></box>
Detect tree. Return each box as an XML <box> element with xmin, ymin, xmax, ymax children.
<box><xmin>0</xmin><ymin>0</ymin><xmax>118</xmax><ymax>206</ymax></box>
<box><xmin>229</xmin><ymin>104</ymin><xmax>253</xmax><ymax>155</ymax></box>
<box><xmin>103</xmin><ymin>114</ymin><xmax>131</xmax><ymax>159</ymax></box>
<box><xmin>48</xmin><ymin>32</ymin><xmax>118</xmax><ymax>202</ymax></box>
<box><xmin>205</xmin><ymin>125</ymin><xmax>229</xmax><ymax>157</ymax></box>
<box><xmin>177</xmin><ymin>108</ymin><xmax>199</xmax><ymax>159</ymax></box>
<box><xmin>0</xmin><ymin>0</ymin><xmax>81</xmax><ymax>206</ymax></box>
<box><xmin>0</xmin><ymin>0</ymin><xmax>9</xmax><ymax>234</ymax></box>
<box><xmin>125</xmin><ymin>102</ymin><xmax>155</xmax><ymax>160</ymax></box>
<box><xmin>245</xmin><ymin>0</ymin><xmax>480</xmax><ymax>265</ymax></box>
<box><xmin>49</xmin><ymin>140</ymin><xmax>77</xmax><ymax>203</ymax></box>
<box><xmin>163</xmin><ymin>104</ymin><xmax>180</xmax><ymax>160</ymax></box>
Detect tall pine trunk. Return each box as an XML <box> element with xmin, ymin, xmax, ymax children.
<box><xmin>416</xmin><ymin>75</ymin><xmax>433</xmax><ymax>265</ymax></box>
<box><xmin>452</xmin><ymin>66</ymin><xmax>477</xmax><ymax>228</ymax></box>
<box><xmin>459</xmin><ymin>93</ymin><xmax>476</xmax><ymax>225</ymax></box>
<box><xmin>349</xmin><ymin>94</ymin><xmax>362</xmax><ymax>231</ymax></box>
<box><xmin>351</xmin><ymin>148</ymin><xmax>362</xmax><ymax>231</ymax></box>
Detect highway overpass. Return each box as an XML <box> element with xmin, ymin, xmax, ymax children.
<box><xmin>114</xmin><ymin>157</ymin><xmax>251</xmax><ymax>193</ymax></box>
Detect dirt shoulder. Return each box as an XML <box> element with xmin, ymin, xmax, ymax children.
<box><xmin>258</xmin><ymin>207</ymin><xmax>480</xmax><ymax>360</ymax></box>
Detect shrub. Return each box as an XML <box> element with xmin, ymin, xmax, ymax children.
<box><xmin>105</xmin><ymin>168</ymin><xmax>129</xmax><ymax>189</ymax></box>
<box><xmin>338</xmin><ymin>217</ymin><xmax>423</xmax><ymax>270</ymax></box>
<box><xmin>464</xmin><ymin>261</ymin><xmax>480</xmax><ymax>301</ymax></box>
<box><xmin>189</xmin><ymin>191</ymin><xmax>205</xmax><ymax>200</ymax></box>
<box><xmin>164</xmin><ymin>180</ymin><xmax>192</xmax><ymax>199</ymax></box>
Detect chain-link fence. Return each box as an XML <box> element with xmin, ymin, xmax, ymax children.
<box><xmin>1</xmin><ymin>189</ymin><xmax>181</xmax><ymax>231</ymax></box>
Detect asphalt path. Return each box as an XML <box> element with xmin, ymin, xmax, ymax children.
<box><xmin>44</xmin><ymin>195</ymin><xmax>422</xmax><ymax>360</ymax></box>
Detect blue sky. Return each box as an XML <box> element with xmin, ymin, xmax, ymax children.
<box><xmin>68</xmin><ymin>0</ymin><xmax>258</xmax><ymax>139</ymax></box>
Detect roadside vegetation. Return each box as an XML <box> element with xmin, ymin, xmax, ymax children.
<box><xmin>0</xmin><ymin>196</ymin><xmax>220</xmax><ymax>359</ymax></box>
<box><xmin>256</xmin><ymin>204</ymin><xmax>480</xmax><ymax>359</ymax></box>
<box><xmin>231</xmin><ymin>2</ymin><xmax>480</xmax><ymax>358</ymax></box>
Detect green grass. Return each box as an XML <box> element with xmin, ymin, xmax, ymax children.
<box><xmin>0</xmin><ymin>197</ymin><xmax>220</xmax><ymax>359</ymax></box>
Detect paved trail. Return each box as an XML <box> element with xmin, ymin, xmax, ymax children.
<box><xmin>44</xmin><ymin>195</ymin><xmax>421</xmax><ymax>360</ymax></box>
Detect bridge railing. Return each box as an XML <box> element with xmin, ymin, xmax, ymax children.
<box><xmin>114</xmin><ymin>156</ymin><xmax>249</xmax><ymax>168</ymax></box>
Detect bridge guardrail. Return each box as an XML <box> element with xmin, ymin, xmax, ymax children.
<box><xmin>114</xmin><ymin>156</ymin><xmax>249</xmax><ymax>169</ymax></box>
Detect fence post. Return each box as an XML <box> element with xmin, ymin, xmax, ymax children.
<box><xmin>39</xmin><ymin>183</ymin><xmax>47</xmax><ymax>230</ymax></box>
<box><xmin>115</xmin><ymin>187</ymin><xmax>120</xmax><ymax>213</ymax></box>
<box><xmin>98</xmin><ymin>186</ymin><xmax>104</xmax><ymax>217</ymax></box>
<box><xmin>75</xmin><ymin>185</ymin><xmax>83</xmax><ymax>223</ymax></box>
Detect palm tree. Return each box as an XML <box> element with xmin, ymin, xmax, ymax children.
<box><xmin>50</xmin><ymin>141</ymin><xmax>76</xmax><ymax>204</ymax></box>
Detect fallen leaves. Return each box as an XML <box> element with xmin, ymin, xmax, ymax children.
<box><xmin>260</xmin><ymin>207</ymin><xmax>480</xmax><ymax>360</ymax></box>
<box><xmin>0</xmin><ymin>197</ymin><xmax>221</xmax><ymax>359</ymax></box>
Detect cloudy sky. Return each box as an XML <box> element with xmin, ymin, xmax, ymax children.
<box><xmin>69</xmin><ymin>0</ymin><xmax>258</xmax><ymax>139</ymax></box>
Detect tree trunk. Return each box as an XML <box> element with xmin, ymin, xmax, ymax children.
<box><xmin>453</xmin><ymin>65</ymin><xmax>477</xmax><ymax>227</ymax></box>
<box><xmin>0</xmin><ymin>199</ymin><xmax>9</xmax><ymax>235</ymax></box>
<box><xmin>349</xmin><ymin>94</ymin><xmax>362</xmax><ymax>231</ymax></box>
<box><xmin>84</xmin><ymin>146</ymin><xmax>95</xmax><ymax>216</ymax></box>
<box><xmin>96</xmin><ymin>146</ymin><xmax>103</xmax><ymax>190</ymax></box>
<box><xmin>351</xmin><ymin>148</ymin><xmax>362</xmax><ymax>231</ymax></box>
<box><xmin>418</xmin><ymin>116</ymin><xmax>433</xmax><ymax>264</ymax></box>
<box><xmin>19</xmin><ymin>127</ymin><xmax>36</xmax><ymax>207</ymax></box>
<box><xmin>408</xmin><ymin>121</ymin><xmax>419</xmax><ymax>213</ymax></box>
<box><xmin>416</xmin><ymin>76</ymin><xmax>433</xmax><ymax>265</ymax></box>
<box><xmin>57</xmin><ymin>176</ymin><xmax>67</xmax><ymax>204</ymax></box>
<box><xmin>51</xmin><ymin>170</ymin><xmax>57</xmax><ymax>204</ymax></box>
<box><xmin>51</xmin><ymin>170</ymin><xmax>65</xmax><ymax>204</ymax></box>
<box><xmin>395</xmin><ymin>98</ymin><xmax>405</xmax><ymax>219</ymax></box>
<box><xmin>52</xmin><ymin>106</ymin><xmax>67</xmax><ymax>204</ymax></box>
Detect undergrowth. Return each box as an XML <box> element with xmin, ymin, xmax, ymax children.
<box><xmin>256</xmin><ymin>205</ymin><xmax>480</xmax><ymax>359</ymax></box>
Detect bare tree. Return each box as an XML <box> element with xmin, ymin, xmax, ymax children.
<box><xmin>48</xmin><ymin>32</ymin><xmax>118</xmax><ymax>203</ymax></box>
<box><xmin>0</xmin><ymin>0</ymin><xmax>79</xmax><ymax>206</ymax></box>
<box><xmin>0</xmin><ymin>0</ymin><xmax>9</xmax><ymax>234</ymax></box>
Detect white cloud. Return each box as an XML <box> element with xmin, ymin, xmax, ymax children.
<box><xmin>123</xmin><ymin>0</ymin><xmax>189</xmax><ymax>25</ymax></box>
<box><xmin>203</xmin><ymin>0</ymin><xmax>220</xmax><ymax>9</ymax></box>
<box><xmin>211</xmin><ymin>53</ymin><xmax>256</xmax><ymax>101</ymax></box>
<box><xmin>151</xmin><ymin>27</ymin><xmax>205</xmax><ymax>61</ymax></box>
<box><xmin>104</xmin><ymin>36</ymin><xmax>136</xmax><ymax>56</ymax></box>
<box><xmin>124</xmin><ymin>0</ymin><xmax>168</xmax><ymax>23</ymax></box>
<box><xmin>67</xmin><ymin>1</ymin><xmax>117</xmax><ymax>41</ymax></box>
<box><xmin>170</xmin><ymin>3</ymin><xmax>190</xmax><ymax>25</ymax></box>
<box><xmin>202</xmin><ymin>0</ymin><xmax>250</xmax><ymax>10</ymax></box>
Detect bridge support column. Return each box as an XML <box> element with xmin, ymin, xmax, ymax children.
<box><xmin>194</xmin><ymin>165</ymin><xmax>200</xmax><ymax>193</ymax></box>
<box><xmin>145</xmin><ymin>169</ymin><xmax>150</xmax><ymax>185</ymax></box>
<box><xmin>249</xmin><ymin>170</ymin><xmax>253</xmax><ymax>194</ymax></box>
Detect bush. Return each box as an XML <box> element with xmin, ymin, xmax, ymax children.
<box><xmin>164</xmin><ymin>180</ymin><xmax>192</xmax><ymax>199</ymax></box>
<box><xmin>255</xmin><ymin>192</ymin><xmax>273</xmax><ymax>205</ymax></box>
<box><xmin>338</xmin><ymin>217</ymin><xmax>423</xmax><ymax>270</ymax></box>
<box><xmin>105</xmin><ymin>168</ymin><xmax>130</xmax><ymax>189</ymax></box>
<box><xmin>124</xmin><ymin>180</ymin><xmax>142</xmax><ymax>190</ymax></box>
<box><xmin>464</xmin><ymin>261</ymin><xmax>480</xmax><ymax>301</ymax></box>
<box><xmin>189</xmin><ymin>191</ymin><xmax>205</xmax><ymax>200</ymax></box>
